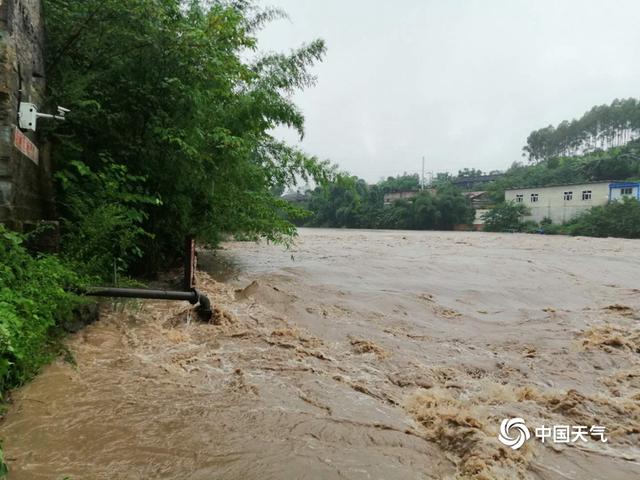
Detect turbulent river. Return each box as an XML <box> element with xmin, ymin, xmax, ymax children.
<box><xmin>1</xmin><ymin>229</ymin><xmax>640</xmax><ymax>479</ymax></box>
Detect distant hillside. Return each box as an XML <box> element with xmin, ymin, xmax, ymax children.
<box><xmin>523</xmin><ymin>98</ymin><xmax>640</xmax><ymax>162</ymax></box>
<box><xmin>487</xmin><ymin>133</ymin><xmax>640</xmax><ymax>204</ymax></box>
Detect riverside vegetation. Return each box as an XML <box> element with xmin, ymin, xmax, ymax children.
<box><xmin>2</xmin><ymin>2</ymin><xmax>640</xmax><ymax>475</ymax></box>
<box><xmin>482</xmin><ymin>98</ymin><xmax>640</xmax><ymax>235</ymax></box>
<box><xmin>4</xmin><ymin>1</ymin><xmax>640</xmax><ymax>404</ymax></box>
<box><xmin>299</xmin><ymin>98</ymin><xmax>640</xmax><ymax>237</ymax></box>
<box><xmin>1</xmin><ymin>2</ymin><xmax>333</xmax><ymax>466</ymax></box>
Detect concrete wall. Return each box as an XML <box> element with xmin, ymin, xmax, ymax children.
<box><xmin>383</xmin><ymin>189</ymin><xmax>438</xmax><ymax>206</ymax></box>
<box><xmin>505</xmin><ymin>182</ymin><xmax>611</xmax><ymax>224</ymax></box>
<box><xmin>383</xmin><ymin>191</ymin><xmax>418</xmax><ymax>206</ymax></box>
<box><xmin>473</xmin><ymin>208</ymin><xmax>489</xmax><ymax>227</ymax></box>
<box><xmin>0</xmin><ymin>0</ymin><xmax>52</xmax><ymax>229</ymax></box>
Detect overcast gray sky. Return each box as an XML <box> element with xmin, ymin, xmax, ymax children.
<box><xmin>257</xmin><ymin>0</ymin><xmax>640</xmax><ymax>183</ymax></box>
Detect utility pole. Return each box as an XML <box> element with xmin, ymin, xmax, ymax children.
<box><xmin>421</xmin><ymin>156</ymin><xmax>425</xmax><ymax>190</ymax></box>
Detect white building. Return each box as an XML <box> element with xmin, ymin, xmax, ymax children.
<box><xmin>382</xmin><ymin>189</ymin><xmax>437</xmax><ymax>206</ymax></box>
<box><xmin>504</xmin><ymin>181</ymin><xmax>640</xmax><ymax>224</ymax></box>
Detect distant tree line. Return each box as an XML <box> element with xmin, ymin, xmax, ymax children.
<box><xmin>472</xmin><ymin>96</ymin><xmax>640</xmax><ymax>239</ymax></box>
<box><xmin>523</xmin><ymin>98</ymin><xmax>640</xmax><ymax>162</ymax></box>
<box><xmin>301</xmin><ymin>97</ymin><xmax>640</xmax><ymax>238</ymax></box>
<box><xmin>487</xmin><ymin>140</ymin><xmax>640</xmax><ymax>204</ymax></box>
<box><xmin>300</xmin><ymin>175</ymin><xmax>474</xmax><ymax>230</ymax></box>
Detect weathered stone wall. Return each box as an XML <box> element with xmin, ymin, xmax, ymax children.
<box><xmin>0</xmin><ymin>0</ymin><xmax>52</xmax><ymax>229</ymax></box>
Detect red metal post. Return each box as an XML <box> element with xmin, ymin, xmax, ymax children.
<box><xmin>184</xmin><ymin>236</ymin><xmax>197</xmax><ymax>290</ymax></box>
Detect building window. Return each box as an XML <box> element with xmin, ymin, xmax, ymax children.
<box><xmin>621</xmin><ymin>187</ymin><xmax>633</xmax><ymax>195</ymax></box>
<box><xmin>563</xmin><ymin>191</ymin><xmax>573</xmax><ymax>201</ymax></box>
<box><xmin>530</xmin><ymin>193</ymin><xmax>539</xmax><ymax>203</ymax></box>
<box><xmin>515</xmin><ymin>194</ymin><xmax>523</xmax><ymax>203</ymax></box>
<box><xmin>582</xmin><ymin>190</ymin><xmax>591</xmax><ymax>200</ymax></box>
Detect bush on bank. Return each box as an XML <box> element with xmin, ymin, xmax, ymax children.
<box><xmin>0</xmin><ymin>226</ymin><xmax>85</xmax><ymax>393</ymax></box>
<box><xmin>481</xmin><ymin>202</ymin><xmax>531</xmax><ymax>232</ymax></box>
<box><xmin>482</xmin><ymin>197</ymin><xmax>640</xmax><ymax>238</ymax></box>
<box><xmin>563</xmin><ymin>197</ymin><xmax>640</xmax><ymax>238</ymax></box>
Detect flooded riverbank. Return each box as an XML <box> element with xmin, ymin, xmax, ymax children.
<box><xmin>1</xmin><ymin>229</ymin><xmax>639</xmax><ymax>479</ymax></box>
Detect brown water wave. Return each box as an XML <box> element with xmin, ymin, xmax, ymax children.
<box><xmin>1</xmin><ymin>229</ymin><xmax>640</xmax><ymax>479</ymax></box>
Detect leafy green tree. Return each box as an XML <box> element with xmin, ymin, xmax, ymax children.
<box><xmin>457</xmin><ymin>168</ymin><xmax>484</xmax><ymax>178</ymax></box>
<box><xmin>56</xmin><ymin>159</ymin><xmax>158</xmax><ymax>278</ymax></box>
<box><xmin>44</xmin><ymin>0</ymin><xmax>332</xmax><ymax>276</ymax></box>
<box><xmin>523</xmin><ymin>98</ymin><xmax>640</xmax><ymax>162</ymax></box>
<box><xmin>482</xmin><ymin>202</ymin><xmax>530</xmax><ymax>232</ymax></box>
<box><xmin>431</xmin><ymin>172</ymin><xmax>453</xmax><ymax>188</ymax></box>
<box><xmin>433</xmin><ymin>186</ymin><xmax>475</xmax><ymax>228</ymax></box>
<box><xmin>305</xmin><ymin>175</ymin><xmax>363</xmax><ymax>227</ymax></box>
<box><xmin>378</xmin><ymin>174</ymin><xmax>421</xmax><ymax>193</ymax></box>
<box><xmin>410</xmin><ymin>193</ymin><xmax>439</xmax><ymax>229</ymax></box>
<box><xmin>303</xmin><ymin>176</ymin><xmax>473</xmax><ymax>230</ymax></box>
<box><xmin>582</xmin><ymin>149</ymin><xmax>640</xmax><ymax>180</ymax></box>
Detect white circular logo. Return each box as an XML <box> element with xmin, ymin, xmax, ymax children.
<box><xmin>498</xmin><ymin>418</ymin><xmax>531</xmax><ymax>449</ymax></box>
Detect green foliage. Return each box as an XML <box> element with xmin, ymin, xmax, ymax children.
<box><xmin>538</xmin><ymin>222</ymin><xmax>566</xmax><ymax>235</ymax></box>
<box><xmin>56</xmin><ymin>159</ymin><xmax>157</xmax><ymax>280</ymax></box>
<box><xmin>0</xmin><ymin>226</ymin><xmax>85</xmax><ymax>392</ymax></box>
<box><xmin>430</xmin><ymin>184</ymin><xmax>476</xmax><ymax>228</ymax></box>
<box><xmin>431</xmin><ymin>172</ymin><xmax>454</xmax><ymax>188</ymax></box>
<box><xmin>486</xmin><ymin>99</ymin><xmax>640</xmax><ymax>202</ymax></box>
<box><xmin>485</xmin><ymin>198</ymin><xmax>640</xmax><ymax>239</ymax></box>
<box><xmin>519</xmin><ymin>220</ymin><xmax>542</xmax><ymax>234</ymax></box>
<box><xmin>305</xmin><ymin>175</ymin><xmax>368</xmax><ymax>227</ymax></box>
<box><xmin>486</xmin><ymin>142</ymin><xmax>640</xmax><ymax>204</ymax></box>
<box><xmin>581</xmin><ymin>148</ymin><xmax>640</xmax><ymax>181</ymax></box>
<box><xmin>377</xmin><ymin>174</ymin><xmax>421</xmax><ymax>193</ymax></box>
<box><xmin>563</xmin><ymin>197</ymin><xmax>640</xmax><ymax>238</ymax></box>
<box><xmin>524</xmin><ymin>98</ymin><xmax>640</xmax><ymax>162</ymax></box>
<box><xmin>44</xmin><ymin>0</ymin><xmax>332</xmax><ymax>273</ymax></box>
<box><xmin>0</xmin><ymin>442</ymin><xmax>6</xmax><ymax>478</ymax></box>
<box><xmin>482</xmin><ymin>202</ymin><xmax>530</xmax><ymax>232</ymax></box>
<box><xmin>304</xmin><ymin>175</ymin><xmax>474</xmax><ymax>230</ymax></box>
<box><xmin>457</xmin><ymin>168</ymin><xmax>484</xmax><ymax>178</ymax></box>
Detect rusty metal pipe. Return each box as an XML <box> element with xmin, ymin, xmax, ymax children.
<box><xmin>86</xmin><ymin>287</ymin><xmax>213</xmax><ymax>321</ymax></box>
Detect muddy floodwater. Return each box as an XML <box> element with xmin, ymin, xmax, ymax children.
<box><xmin>2</xmin><ymin>229</ymin><xmax>640</xmax><ymax>479</ymax></box>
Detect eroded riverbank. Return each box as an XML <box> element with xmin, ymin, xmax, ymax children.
<box><xmin>1</xmin><ymin>229</ymin><xmax>639</xmax><ymax>479</ymax></box>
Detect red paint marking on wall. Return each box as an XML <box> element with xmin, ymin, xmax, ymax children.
<box><xmin>13</xmin><ymin>127</ymin><xmax>39</xmax><ymax>165</ymax></box>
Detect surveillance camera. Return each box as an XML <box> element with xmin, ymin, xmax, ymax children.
<box><xmin>57</xmin><ymin>106</ymin><xmax>70</xmax><ymax>114</ymax></box>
